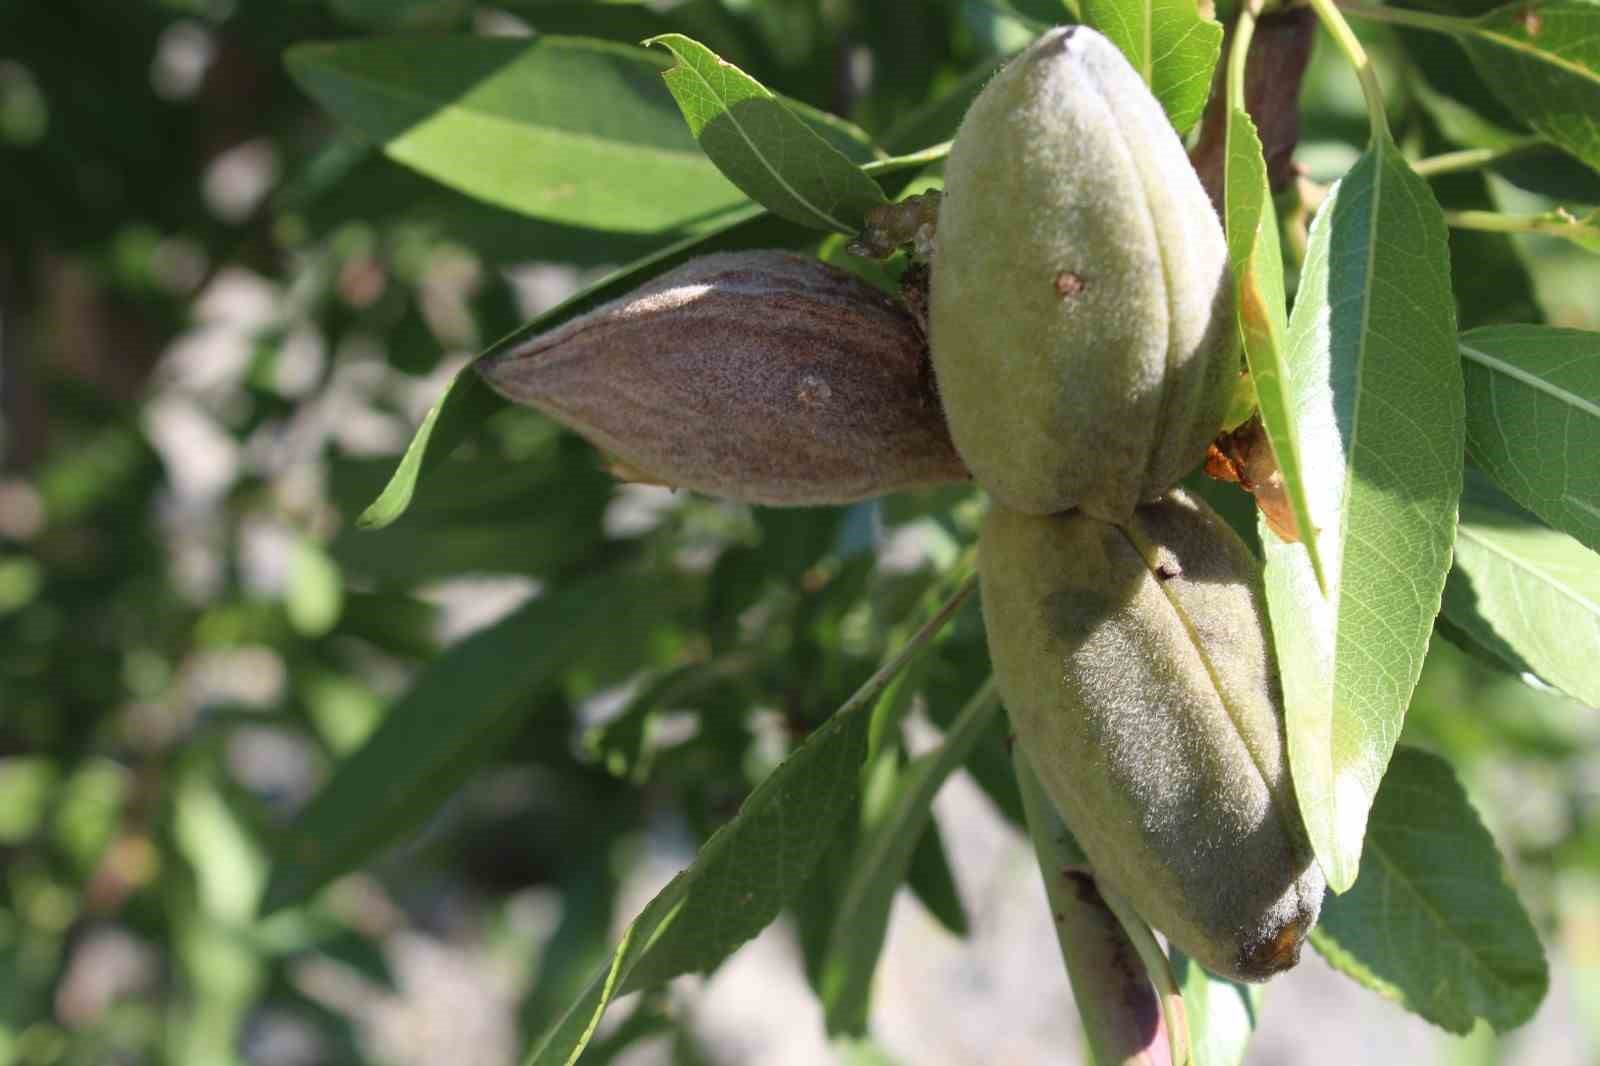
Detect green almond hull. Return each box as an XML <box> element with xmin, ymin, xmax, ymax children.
<box><xmin>931</xmin><ymin>27</ymin><xmax>1237</xmax><ymax>521</ymax></box>
<box><xmin>979</xmin><ymin>490</ymin><xmax>1324</xmax><ymax>982</ymax></box>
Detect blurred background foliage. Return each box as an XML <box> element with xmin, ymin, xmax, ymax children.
<box><xmin>0</xmin><ymin>1</ymin><xmax>1595</xmax><ymax>1065</ymax></box>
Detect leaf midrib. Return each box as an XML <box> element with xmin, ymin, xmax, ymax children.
<box><xmin>1365</xmin><ymin>830</ymin><xmax>1529</xmax><ymax>1003</ymax></box>
<box><xmin>1470</xmin><ymin>19</ymin><xmax>1600</xmax><ymax>88</ymax></box>
<box><xmin>661</xmin><ymin>45</ymin><xmax>855</xmax><ymax>234</ymax></box>
<box><xmin>1461</xmin><ymin>342</ymin><xmax>1600</xmax><ymax>421</ymax></box>
<box><xmin>298</xmin><ymin>62</ymin><xmax>714</xmax><ymax>166</ymax></box>
<box><xmin>1457</xmin><ymin>523</ymin><xmax>1600</xmax><ymax>616</ymax></box>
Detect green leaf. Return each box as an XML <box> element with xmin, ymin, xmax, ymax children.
<box><xmin>261</xmin><ymin>576</ymin><xmax>632</xmax><ymax>913</ymax></box>
<box><xmin>1265</xmin><ymin>135</ymin><xmax>1464</xmax><ymax>893</ymax></box>
<box><xmin>820</xmin><ymin>680</ymin><xmax>999</xmax><ymax>1035</ymax></box>
<box><xmin>354</xmin><ymin>370</ymin><xmax>505</xmax><ymax>530</ymax></box>
<box><xmin>285</xmin><ymin>36</ymin><xmax>745</xmax><ymax>232</ymax></box>
<box><xmin>1461</xmin><ymin>1</ymin><xmax>1600</xmax><ymax>174</ymax></box>
<box><xmin>1223</xmin><ymin>106</ymin><xmax>1324</xmax><ymax>589</ymax></box>
<box><xmin>905</xmin><ymin>820</ymin><xmax>969</xmax><ymax>936</ymax></box>
<box><xmin>1311</xmin><ymin>747</ymin><xmax>1548</xmax><ymax>1033</ymax></box>
<box><xmin>1082</xmin><ymin>0</ymin><xmax>1224</xmax><ymax>134</ymax></box>
<box><xmin>524</xmin><ymin>574</ymin><xmax>977</xmax><ymax>1065</ymax></box>
<box><xmin>524</xmin><ymin>691</ymin><xmax>868</xmax><ymax>1065</ymax></box>
<box><xmin>285</xmin><ymin>537</ymin><xmax>343</xmax><ymax>637</ymax></box>
<box><xmin>1171</xmin><ymin>951</ymin><xmax>1260</xmax><ymax>1066</ymax></box>
<box><xmin>1443</xmin><ymin>474</ymin><xmax>1600</xmax><ymax>707</ymax></box>
<box><xmin>645</xmin><ymin>34</ymin><xmax>887</xmax><ymax>234</ymax></box>
<box><xmin>1014</xmin><ymin>747</ymin><xmax>1186</xmax><ymax>1066</ymax></box>
<box><xmin>1460</xmin><ymin>324</ymin><xmax>1600</xmax><ymax>553</ymax></box>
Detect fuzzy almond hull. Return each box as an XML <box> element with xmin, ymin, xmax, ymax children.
<box><xmin>931</xmin><ymin>27</ymin><xmax>1237</xmax><ymax>521</ymax></box>
<box><xmin>477</xmin><ymin>251</ymin><xmax>968</xmax><ymax>506</ymax></box>
<box><xmin>979</xmin><ymin>490</ymin><xmax>1324</xmax><ymax>982</ymax></box>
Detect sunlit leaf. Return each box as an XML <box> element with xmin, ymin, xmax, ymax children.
<box><xmin>1223</xmin><ymin>106</ymin><xmax>1323</xmax><ymax>587</ymax></box>
<box><xmin>286</xmin><ymin>36</ymin><xmax>747</xmax><ymax>231</ymax></box>
<box><xmin>1266</xmin><ymin>134</ymin><xmax>1464</xmax><ymax>893</ymax></box>
<box><xmin>1443</xmin><ymin>473</ymin><xmax>1600</xmax><ymax>707</ymax></box>
<box><xmin>1082</xmin><ymin>0</ymin><xmax>1223</xmax><ymax>134</ymax></box>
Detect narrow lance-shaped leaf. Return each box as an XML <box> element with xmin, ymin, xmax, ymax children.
<box><xmin>1081</xmin><ymin>0</ymin><xmax>1224</xmax><ymax>134</ymax></box>
<box><xmin>262</xmin><ymin>575</ymin><xmax>638</xmax><ymax>914</ymax></box>
<box><xmin>1169</xmin><ymin>950</ymin><xmax>1261</xmax><ymax>1066</ymax></box>
<box><xmin>820</xmin><ymin>679</ymin><xmax>999</xmax><ymax>1035</ymax></box>
<box><xmin>1442</xmin><ymin>472</ymin><xmax>1600</xmax><ymax>708</ymax></box>
<box><xmin>1461</xmin><ymin>1</ymin><xmax>1600</xmax><ymax>175</ymax></box>
<box><xmin>1266</xmin><ymin>133</ymin><xmax>1464</xmax><ymax>893</ymax></box>
<box><xmin>285</xmin><ymin>36</ymin><xmax>746</xmax><ymax>232</ymax></box>
<box><xmin>1223</xmin><ymin>105</ymin><xmax>1324</xmax><ymax>589</ymax></box>
<box><xmin>1312</xmin><ymin>747</ymin><xmax>1548</xmax><ymax>1033</ymax></box>
<box><xmin>646</xmin><ymin>34</ymin><xmax>888</xmax><ymax>235</ymax></box>
<box><xmin>525</xmin><ymin>697</ymin><xmax>871</xmax><ymax>1066</ymax></box>
<box><xmin>523</xmin><ymin>574</ymin><xmax>978</xmax><ymax>1066</ymax></box>
<box><xmin>1460</xmin><ymin>324</ymin><xmax>1600</xmax><ymax>554</ymax></box>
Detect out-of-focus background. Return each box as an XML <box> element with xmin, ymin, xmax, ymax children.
<box><xmin>2</xmin><ymin>2</ymin><xmax>1597</xmax><ymax>1064</ymax></box>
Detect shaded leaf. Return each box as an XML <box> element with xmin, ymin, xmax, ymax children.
<box><xmin>1462</xmin><ymin>1</ymin><xmax>1600</xmax><ymax>174</ymax></box>
<box><xmin>524</xmin><ymin>688</ymin><xmax>869</xmax><ymax>1064</ymax></box>
<box><xmin>1312</xmin><ymin>747</ymin><xmax>1548</xmax><ymax>1033</ymax></box>
<box><xmin>1461</xmin><ymin>324</ymin><xmax>1600</xmax><ymax>553</ymax></box>
<box><xmin>1443</xmin><ymin>473</ymin><xmax>1600</xmax><ymax>707</ymax></box>
<box><xmin>286</xmin><ymin>36</ymin><xmax>746</xmax><ymax>232</ymax></box>
<box><xmin>524</xmin><ymin>575</ymin><xmax>977</xmax><ymax>1064</ymax></box>
<box><xmin>1223</xmin><ymin>106</ymin><xmax>1323</xmax><ymax>586</ymax></box>
<box><xmin>646</xmin><ymin>34</ymin><xmax>887</xmax><ymax>234</ymax></box>
<box><xmin>1266</xmin><ymin>135</ymin><xmax>1464</xmax><ymax>893</ymax></box>
<box><xmin>261</xmin><ymin>576</ymin><xmax>633</xmax><ymax>913</ymax></box>
<box><xmin>906</xmin><ymin>819</ymin><xmax>969</xmax><ymax>936</ymax></box>
<box><xmin>820</xmin><ymin>680</ymin><xmax>999</xmax><ymax>1035</ymax></box>
<box><xmin>1082</xmin><ymin>0</ymin><xmax>1223</xmax><ymax>134</ymax></box>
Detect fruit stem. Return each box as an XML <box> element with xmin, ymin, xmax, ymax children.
<box><xmin>1227</xmin><ymin>0</ymin><xmax>1262</xmax><ymax>113</ymax></box>
<box><xmin>1410</xmin><ymin>137</ymin><xmax>1545</xmax><ymax>178</ymax></box>
<box><xmin>1307</xmin><ymin>0</ymin><xmax>1391</xmax><ymax>140</ymax></box>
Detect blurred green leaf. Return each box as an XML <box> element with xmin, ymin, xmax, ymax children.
<box><xmin>1443</xmin><ymin>474</ymin><xmax>1600</xmax><ymax>707</ymax></box>
<box><xmin>524</xmin><ymin>574</ymin><xmax>975</xmax><ymax>1063</ymax></box>
<box><xmin>1265</xmin><ymin>134</ymin><xmax>1464</xmax><ymax>893</ymax></box>
<box><xmin>646</xmin><ymin>34</ymin><xmax>887</xmax><ymax>234</ymax></box>
<box><xmin>262</xmin><ymin>575</ymin><xmax>638</xmax><ymax>913</ymax></box>
<box><xmin>1312</xmin><ymin>746</ymin><xmax>1548</xmax><ymax>1033</ymax></box>
<box><xmin>820</xmin><ymin>679</ymin><xmax>998</xmax><ymax>1035</ymax></box>
<box><xmin>1082</xmin><ymin>0</ymin><xmax>1223</xmax><ymax>134</ymax></box>
<box><xmin>1462</xmin><ymin>1</ymin><xmax>1600</xmax><ymax>174</ymax></box>
<box><xmin>285</xmin><ymin>538</ymin><xmax>343</xmax><ymax>637</ymax></box>
<box><xmin>880</xmin><ymin>57</ymin><xmax>1007</xmax><ymax>155</ymax></box>
<box><xmin>1461</xmin><ymin>324</ymin><xmax>1600</xmax><ymax>553</ymax></box>
<box><xmin>1171</xmin><ymin>950</ymin><xmax>1260</xmax><ymax>1066</ymax></box>
<box><xmin>905</xmin><ymin>819</ymin><xmax>968</xmax><ymax>936</ymax></box>
<box><xmin>524</xmin><ymin>689</ymin><xmax>870</xmax><ymax>1065</ymax></box>
<box><xmin>286</xmin><ymin>36</ymin><xmax>746</xmax><ymax>232</ymax></box>
<box><xmin>1224</xmin><ymin>105</ymin><xmax>1323</xmax><ymax>587</ymax></box>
